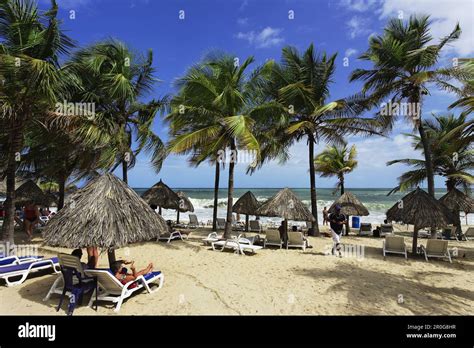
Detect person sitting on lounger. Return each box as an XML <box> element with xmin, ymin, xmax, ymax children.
<box><xmin>111</xmin><ymin>260</ymin><xmax>153</xmax><ymax>286</ymax></box>
<box><xmin>71</xmin><ymin>249</ymin><xmax>88</xmax><ymax>269</ymax></box>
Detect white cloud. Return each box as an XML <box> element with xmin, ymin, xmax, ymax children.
<box><xmin>379</xmin><ymin>0</ymin><xmax>474</xmax><ymax>56</ymax></box>
<box><xmin>236</xmin><ymin>27</ymin><xmax>284</xmax><ymax>48</ymax></box>
<box><xmin>345</xmin><ymin>48</ymin><xmax>358</xmax><ymax>57</ymax></box>
<box><xmin>339</xmin><ymin>0</ymin><xmax>378</xmax><ymax>12</ymax></box>
<box><xmin>237</xmin><ymin>17</ymin><xmax>249</xmax><ymax>26</ymax></box>
<box><xmin>346</xmin><ymin>16</ymin><xmax>372</xmax><ymax>39</ymax></box>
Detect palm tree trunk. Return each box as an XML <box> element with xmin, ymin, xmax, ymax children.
<box><xmin>224</xmin><ymin>142</ymin><xmax>236</xmax><ymax>238</ymax></box>
<box><xmin>122</xmin><ymin>160</ymin><xmax>128</xmax><ymax>184</ymax></box>
<box><xmin>212</xmin><ymin>162</ymin><xmax>220</xmax><ymax>231</ymax></box>
<box><xmin>308</xmin><ymin>135</ymin><xmax>320</xmax><ymax>236</ymax></box>
<box><xmin>2</xmin><ymin>123</ymin><xmax>23</xmax><ymax>243</ymax></box>
<box><xmin>57</xmin><ymin>174</ymin><xmax>66</xmax><ymax>210</ymax></box>
<box><xmin>340</xmin><ymin>177</ymin><xmax>350</xmax><ymax>234</ymax></box>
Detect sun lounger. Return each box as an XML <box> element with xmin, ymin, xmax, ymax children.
<box><xmin>187</xmin><ymin>214</ymin><xmax>199</xmax><ymax>228</ymax></box>
<box><xmin>380</xmin><ymin>224</ymin><xmax>393</xmax><ymax>237</ymax></box>
<box><xmin>358</xmin><ymin>223</ymin><xmax>372</xmax><ymax>236</ymax></box>
<box><xmin>0</xmin><ymin>257</ymin><xmax>60</xmax><ymax>286</ymax></box>
<box><xmin>382</xmin><ymin>235</ymin><xmax>407</xmax><ymax>259</ymax></box>
<box><xmin>211</xmin><ymin>237</ymin><xmax>262</xmax><ymax>255</ymax></box>
<box><xmin>85</xmin><ymin>268</ymin><xmax>164</xmax><ymax>312</ymax></box>
<box><xmin>456</xmin><ymin>227</ymin><xmax>474</xmax><ymax>241</ymax></box>
<box><xmin>217</xmin><ymin>218</ymin><xmax>226</xmax><ymax>230</ymax></box>
<box><xmin>0</xmin><ymin>255</ymin><xmax>43</xmax><ymax>267</ymax></box>
<box><xmin>263</xmin><ymin>230</ymin><xmax>282</xmax><ymax>249</ymax></box>
<box><xmin>249</xmin><ymin>220</ymin><xmax>262</xmax><ymax>233</ymax></box>
<box><xmin>237</xmin><ymin>233</ymin><xmax>260</xmax><ymax>245</ymax></box>
<box><xmin>157</xmin><ymin>230</ymin><xmax>189</xmax><ymax>243</ymax></box>
<box><xmin>441</xmin><ymin>226</ymin><xmax>456</xmax><ymax>240</ymax></box>
<box><xmin>420</xmin><ymin>239</ymin><xmax>452</xmax><ymax>263</ymax></box>
<box><xmin>286</xmin><ymin>231</ymin><xmax>308</xmax><ymax>251</ymax></box>
<box><xmin>202</xmin><ymin>232</ymin><xmax>220</xmax><ymax>245</ymax></box>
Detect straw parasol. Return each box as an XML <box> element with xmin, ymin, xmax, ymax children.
<box><xmin>232</xmin><ymin>191</ymin><xmax>260</xmax><ymax>232</ymax></box>
<box><xmin>386</xmin><ymin>187</ymin><xmax>454</xmax><ymax>255</ymax></box>
<box><xmin>176</xmin><ymin>191</ymin><xmax>194</xmax><ymax>224</ymax></box>
<box><xmin>256</xmin><ymin>188</ymin><xmax>314</xmax><ymax>244</ymax></box>
<box><xmin>439</xmin><ymin>188</ymin><xmax>474</xmax><ymax>233</ymax></box>
<box><xmin>42</xmin><ymin>173</ymin><xmax>168</xmax><ymax>265</ymax></box>
<box><xmin>0</xmin><ymin>177</ymin><xmax>26</xmax><ymax>196</ymax></box>
<box><xmin>141</xmin><ymin>179</ymin><xmax>180</xmax><ymax>215</ymax></box>
<box><xmin>14</xmin><ymin>180</ymin><xmax>51</xmax><ymax>206</ymax></box>
<box><xmin>328</xmin><ymin>191</ymin><xmax>369</xmax><ymax>233</ymax></box>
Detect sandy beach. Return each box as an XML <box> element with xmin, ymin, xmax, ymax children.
<box><xmin>1</xmin><ymin>225</ymin><xmax>473</xmax><ymax>316</ymax></box>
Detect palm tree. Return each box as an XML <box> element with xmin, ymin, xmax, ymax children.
<box><xmin>166</xmin><ymin>53</ymin><xmax>262</xmax><ymax>238</ymax></box>
<box><xmin>314</xmin><ymin>144</ymin><xmax>357</xmax><ymax>195</ymax></box>
<box><xmin>350</xmin><ymin>15</ymin><xmax>462</xmax><ymax>203</ymax></box>
<box><xmin>448</xmin><ymin>59</ymin><xmax>474</xmax><ymax>116</ymax></box>
<box><xmin>0</xmin><ymin>0</ymin><xmax>74</xmax><ymax>242</ymax></box>
<box><xmin>69</xmin><ymin>40</ymin><xmax>167</xmax><ymax>184</ymax></box>
<box><xmin>262</xmin><ymin>44</ymin><xmax>381</xmax><ymax>235</ymax></box>
<box><xmin>387</xmin><ymin>113</ymin><xmax>474</xmax><ymax>194</ymax></box>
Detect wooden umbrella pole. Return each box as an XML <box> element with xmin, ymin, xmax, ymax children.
<box><xmin>245</xmin><ymin>214</ymin><xmax>249</xmax><ymax>232</ymax></box>
<box><xmin>159</xmin><ymin>206</ymin><xmax>162</xmax><ymax>215</ymax></box>
<box><xmin>412</xmin><ymin>225</ymin><xmax>419</xmax><ymax>256</ymax></box>
<box><xmin>177</xmin><ymin>210</ymin><xmax>180</xmax><ymax>224</ymax></box>
<box><xmin>283</xmin><ymin>219</ymin><xmax>288</xmax><ymax>246</ymax></box>
<box><xmin>107</xmin><ymin>249</ymin><xmax>116</xmax><ymax>268</ymax></box>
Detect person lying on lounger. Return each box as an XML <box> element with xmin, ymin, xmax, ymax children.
<box><xmin>111</xmin><ymin>260</ymin><xmax>153</xmax><ymax>286</ymax></box>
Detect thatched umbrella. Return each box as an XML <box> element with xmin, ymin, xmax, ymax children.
<box><xmin>141</xmin><ymin>179</ymin><xmax>180</xmax><ymax>215</ymax></box>
<box><xmin>14</xmin><ymin>180</ymin><xmax>50</xmax><ymax>206</ymax></box>
<box><xmin>42</xmin><ymin>173</ymin><xmax>168</xmax><ymax>266</ymax></box>
<box><xmin>386</xmin><ymin>187</ymin><xmax>454</xmax><ymax>255</ymax></box>
<box><xmin>176</xmin><ymin>191</ymin><xmax>194</xmax><ymax>224</ymax></box>
<box><xmin>232</xmin><ymin>191</ymin><xmax>260</xmax><ymax>232</ymax></box>
<box><xmin>328</xmin><ymin>191</ymin><xmax>369</xmax><ymax>233</ymax></box>
<box><xmin>256</xmin><ymin>188</ymin><xmax>315</xmax><ymax>244</ymax></box>
<box><xmin>439</xmin><ymin>188</ymin><xmax>474</xmax><ymax>233</ymax></box>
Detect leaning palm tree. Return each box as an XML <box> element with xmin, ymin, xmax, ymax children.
<box><xmin>350</xmin><ymin>15</ymin><xmax>462</xmax><ymax>203</ymax></box>
<box><xmin>388</xmin><ymin>113</ymin><xmax>474</xmax><ymax>194</ymax></box>
<box><xmin>261</xmin><ymin>44</ymin><xmax>382</xmax><ymax>235</ymax></box>
<box><xmin>0</xmin><ymin>0</ymin><xmax>75</xmax><ymax>242</ymax></box>
<box><xmin>314</xmin><ymin>144</ymin><xmax>357</xmax><ymax>195</ymax></box>
<box><xmin>166</xmin><ymin>53</ymin><xmax>262</xmax><ymax>238</ymax></box>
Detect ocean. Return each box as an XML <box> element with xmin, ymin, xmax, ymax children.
<box><xmin>133</xmin><ymin>187</ymin><xmax>474</xmax><ymax>226</ymax></box>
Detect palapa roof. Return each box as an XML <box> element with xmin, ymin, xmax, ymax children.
<box><xmin>141</xmin><ymin>180</ymin><xmax>180</xmax><ymax>209</ymax></box>
<box><xmin>42</xmin><ymin>173</ymin><xmax>168</xmax><ymax>249</ymax></box>
<box><xmin>232</xmin><ymin>191</ymin><xmax>260</xmax><ymax>215</ymax></box>
<box><xmin>438</xmin><ymin>188</ymin><xmax>474</xmax><ymax>213</ymax></box>
<box><xmin>176</xmin><ymin>191</ymin><xmax>194</xmax><ymax>213</ymax></box>
<box><xmin>255</xmin><ymin>188</ymin><xmax>315</xmax><ymax>221</ymax></box>
<box><xmin>386</xmin><ymin>187</ymin><xmax>454</xmax><ymax>228</ymax></box>
<box><xmin>0</xmin><ymin>177</ymin><xmax>27</xmax><ymax>196</ymax></box>
<box><xmin>15</xmin><ymin>180</ymin><xmax>51</xmax><ymax>206</ymax></box>
<box><xmin>328</xmin><ymin>191</ymin><xmax>369</xmax><ymax>216</ymax></box>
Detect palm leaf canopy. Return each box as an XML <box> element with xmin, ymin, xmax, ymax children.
<box><xmin>439</xmin><ymin>188</ymin><xmax>474</xmax><ymax>213</ymax></box>
<box><xmin>328</xmin><ymin>191</ymin><xmax>369</xmax><ymax>216</ymax></box>
<box><xmin>141</xmin><ymin>180</ymin><xmax>180</xmax><ymax>209</ymax></box>
<box><xmin>232</xmin><ymin>191</ymin><xmax>260</xmax><ymax>215</ymax></box>
<box><xmin>386</xmin><ymin>187</ymin><xmax>454</xmax><ymax>228</ymax></box>
<box><xmin>255</xmin><ymin>188</ymin><xmax>315</xmax><ymax>221</ymax></box>
<box><xmin>176</xmin><ymin>191</ymin><xmax>194</xmax><ymax>213</ymax></box>
<box><xmin>14</xmin><ymin>180</ymin><xmax>51</xmax><ymax>206</ymax></box>
<box><xmin>42</xmin><ymin>173</ymin><xmax>167</xmax><ymax>249</ymax></box>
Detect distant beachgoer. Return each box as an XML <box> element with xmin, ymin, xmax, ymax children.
<box><xmin>329</xmin><ymin>205</ymin><xmax>346</xmax><ymax>257</ymax></box>
<box><xmin>323</xmin><ymin>207</ymin><xmax>329</xmax><ymax>225</ymax></box>
<box><xmin>23</xmin><ymin>201</ymin><xmax>40</xmax><ymax>240</ymax></box>
<box><xmin>86</xmin><ymin>247</ymin><xmax>99</xmax><ymax>268</ymax></box>
<box><xmin>111</xmin><ymin>260</ymin><xmax>153</xmax><ymax>287</ymax></box>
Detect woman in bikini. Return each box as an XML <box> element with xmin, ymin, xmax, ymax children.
<box><xmin>111</xmin><ymin>260</ymin><xmax>154</xmax><ymax>286</ymax></box>
<box><xmin>23</xmin><ymin>201</ymin><xmax>39</xmax><ymax>241</ymax></box>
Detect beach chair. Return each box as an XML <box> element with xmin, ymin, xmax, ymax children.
<box><xmin>358</xmin><ymin>223</ymin><xmax>372</xmax><ymax>236</ymax></box>
<box><xmin>232</xmin><ymin>215</ymin><xmax>244</xmax><ymax>231</ymax></box>
<box><xmin>187</xmin><ymin>214</ymin><xmax>199</xmax><ymax>228</ymax></box>
<box><xmin>157</xmin><ymin>230</ymin><xmax>188</xmax><ymax>243</ymax></box>
<box><xmin>420</xmin><ymin>239</ymin><xmax>452</xmax><ymax>263</ymax></box>
<box><xmin>457</xmin><ymin>227</ymin><xmax>474</xmax><ymax>241</ymax></box>
<box><xmin>0</xmin><ymin>257</ymin><xmax>60</xmax><ymax>287</ymax></box>
<box><xmin>0</xmin><ymin>254</ymin><xmax>43</xmax><ymax>267</ymax></box>
<box><xmin>382</xmin><ymin>235</ymin><xmax>407</xmax><ymax>259</ymax></box>
<box><xmin>441</xmin><ymin>226</ymin><xmax>456</xmax><ymax>240</ymax></box>
<box><xmin>249</xmin><ymin>220</ymin><xmax>262</xmax><ymax>233</ymax></box>
<box><xmin>237</xmin><ymin>233</ymin><xmax>260</xmax><ymax>245</ymax></box>
<box><xmin>286</xmin><ymin>231</ymin><xmax>308</xmax><ymax>251</ymax></box>
<box><xmin>211</xmin><ymin>237</ymin><xmax>262</xmax><ymax>255</ymax></box>
<box><xmin>217</xmin><ymin>218</ymin><xmax>226</xmax><ymax>230</ymax></box>
<box><xmin>85</xmin><ymin>269</ymin><xmax>164</xmax><ymax>312</ymax></box>
<box><xmin>202</xmin><ymin>232</ymin><xmax>220</xmax><ymax>245</ymax></box>
<box><xmin>380</xmin><ymin>224</ymin><xmax>393</xmax><ymax>237</ymax></box>
<box><xmin>263</xmin><ymin>230</ymin><xmax>283</xmax><ymax>249</ymax></box>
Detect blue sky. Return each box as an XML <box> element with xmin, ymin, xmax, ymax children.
<box><xmin>42</xmin><ymin>0</ymin><xmax>473</xmax><ymax>188</ymax></box>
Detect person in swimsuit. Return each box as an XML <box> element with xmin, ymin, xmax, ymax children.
<box><xmin>23</xmin><ymin>201</ymin><xmax>39</xmax><ymax>240</ymax></box>
<box><xmin>111</xmin><ymin>260</ymin><xmax>154</xmax><ymax>286</ymax></box>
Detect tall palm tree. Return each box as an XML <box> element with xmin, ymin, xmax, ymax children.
<box><xmin>0</xmin><ymin>0</ymin><xmax>74</xmax><ymax>242</ymax></box>
<box><xmin>350</xmin><ymin>15</ymin><xmax>462</xmax><ymax>203</ymax></box>
<box><xmin>448</xmin><ymin>59</ymin><xmax>474</xmax><ymax>116</ymax></box>
<box><xmin>166</xmin><ymin>53</ymin><xmax>262</xmax><ymax>238</ymax></box>
<box><xmin>314</xmin><ymin>144</ymin><xmax>357</xmax><ymax>195</ymax></box>
<box><xmin>262</xmin><ymin>44</ymin><xmax>381</xmax><ymax>235</ymax></box>
<box><xmin>387</xmin><ymin>113</ymin><xmax>474</xmax><ymax>194</ymax></box>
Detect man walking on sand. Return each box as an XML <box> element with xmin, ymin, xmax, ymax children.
<box><xmin>329</xmin><ymin>205</ymin><xmax>347</xmax><ymax>257</ymax></box>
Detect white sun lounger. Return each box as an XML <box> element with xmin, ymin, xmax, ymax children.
<box><xmin>380</xmin><ymin>224</ymin><xmax>393</xmax><ymax>237</ymax></box>
<box><xmin>382</xmin><ymin>235</ymin><xmax>407</xmax><ymax>259</ymax></box>
<box><xmin>85</xmin><ymin>269</ymin><xmax>164</xmax><ymax>312</ymax></box>
<box><xmin>211</xmin><ymin>238</ymin><xmax>262</xmax><ymax>255</ymax></box>
<box><xmin>457</xmin><ymin>227</ymin><xmax>474</xmax><ymax>241</ymax></box>
<box><xmin>202</xmin><ymin>232</ymin><xmax>220</xmax><ymax>245</ymax></box>
<box><xmin>0</xmin><ymin>255</ymin><xmax>43</xmax><ymax>267</ymax></box>
<box><xmin>286</xmin><ymin>231</ymin><xmax>308</xmax><ymax>251</ymax></box>
<box><xmin>0</xmin><ymin>257</ymin><xmax>60</xmax><ymax>287</ymax></box>
<box><xmin>157</xmin><ymin>230</ymin><xmax>188</xmax><ymax>243</ymax></box>
<box><xmin>359</xmin><ymin>223</ymin><xmax>372</xmax><ymax>236</ymax></box>
<box><xmin>264</xmin><ymin>230</ymin><xmax>282</xmax><ymax>249</ymax></box>
<box><xmin>187</xmin><ymin>214</ymin><xmax>199</xmax><ymax>228</ymax></box>
<box><xmin>420</xmin><ymin>239</ymin><xmax>452</xmax><ymax>263</ymax></box>
<box><xmin>216</xmin><ymin>218</ymin><xmax>226</xmax><ymax>230</ymax></box>
<box><xmin>249</xmin><ymin>220</ymin><xmax>262</xmax><ymax>233</ymax></box>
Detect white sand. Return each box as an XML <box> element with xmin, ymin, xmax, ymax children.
<box><xmin>1</xmin><ymin>225</ymin><xmax>473</xmax><ymax>315</ymax></box>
